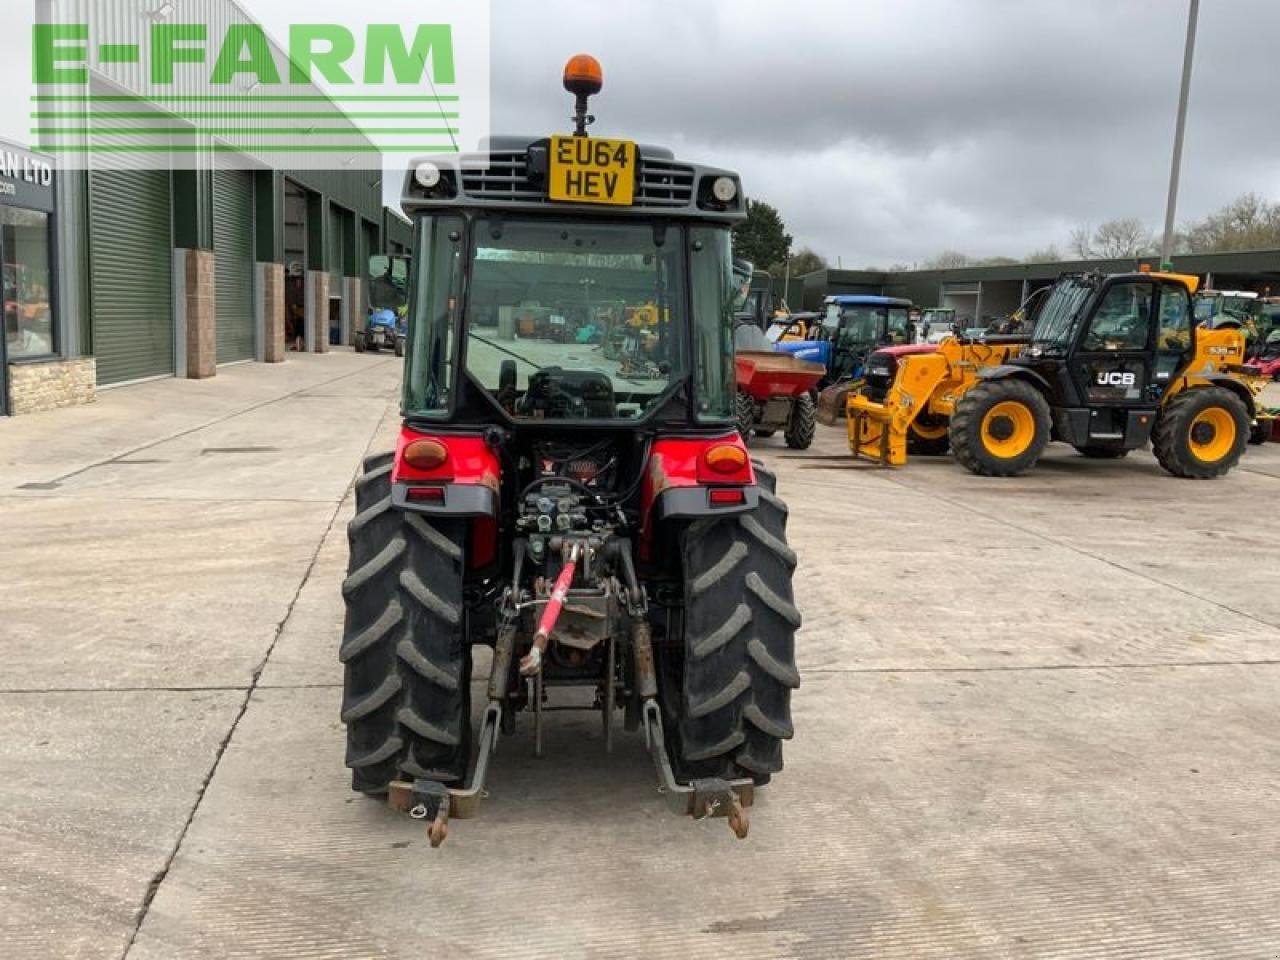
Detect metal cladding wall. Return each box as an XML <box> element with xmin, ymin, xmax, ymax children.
<box><xmin>212</xmin><ymin>166</ymin><xmax>255</xmax><ymax>362</ymax></box>
<box><xmin>46</xmin><ymin>0</ymin><xmax>399</xmax><ymax>381</ymax></box>
<box><xmin>384</xmin><ymin>210</ymin><xmax>415</xmax><ymax>255</ymax></box>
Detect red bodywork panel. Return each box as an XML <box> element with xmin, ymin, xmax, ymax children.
<box><xmin>393</xmin><ymin>428</ymin><xmax>501</xmax><ymax>488</ymax></box>
<box><xmin>393</xmin><ymin>427</ymin><xmax>501</xmax><ymax>569</ymax></box>
<box><xmin>735</xmin><ymin>351</ymin><xmax>825</xmax><ymax>401</ymax></box>
<box><xmin>639</xmin><ymin>434</ymin><xmax>755</xmax><ymax>555</ymax></box>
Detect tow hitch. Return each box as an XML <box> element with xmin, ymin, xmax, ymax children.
<box><xmin>386</xmin><ymin>702</ymin><xmax>503</xmax><ymax>848</ymax></box>
<box><xmin>388</xmin><ymin>621</ymin><xmax>754</xmax><ymax>846</ymax></box>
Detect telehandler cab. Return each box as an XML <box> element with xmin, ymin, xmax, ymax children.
<box><xmin>340</xmin><ymin>56</ymin><xmax>800</xmax><ymax>846</ymax></box>
<box><xmin>848</xmin><ymin>271</ymin><xmax>1273</xmax><ymax>477</ymax></box>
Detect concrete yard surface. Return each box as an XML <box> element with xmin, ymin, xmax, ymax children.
<box><xmin>2</xmin><ymin>353</ymin><xmax>1279</xmax><ymax>959</ymax></box>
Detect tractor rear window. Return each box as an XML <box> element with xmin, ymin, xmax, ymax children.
<box><xmin>463</xmin><ymin>218</ymin><xmax>688</xmax><ymax>421</ymax></box>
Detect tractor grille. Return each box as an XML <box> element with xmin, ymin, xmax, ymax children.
<box><xmin>634</xmin><ymin>156</ymin><xmax>695</xmax><ymax>207</ymax></box>
<box><xmin>458</xmin><ymin>150</ymin><xmax>696</xmax><ymax>208</ymax></box>
<box><xmin>459</xmin><ymin>151</ymin><xmax>543</xmax><ymax>202</ymax></box>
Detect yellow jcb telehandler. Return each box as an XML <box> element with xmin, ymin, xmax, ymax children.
<box><xmin>847</xmin><ymin>271</ymin><xmax>1274</xmax><ymax>478</ymax></box>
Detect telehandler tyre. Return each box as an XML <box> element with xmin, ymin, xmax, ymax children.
<box><xmin>340</xmin><ymin>453</ymin><xmax>472</xmax><ymax>794</ymax></box>
<box><xmin>669</xmin><ymin>463</ymin><xmax>800</xmax><ymax>784</ymax></box>
<box><xmin>784</xmin><ymin>393</ymin><xmax>817</xmax><ymax>449</ymax></box>
<box><xmin>1153</xmin><ymin>387</ymin><xmax>1250</xmax><ymax>478</ymax></box>
<box><xmin>907</xmin><ymin>415</ymin><xmax>951</xmax><ymax>456</ymax></box>
<box><xmin>950</xmin><ymin>379</ymin><xmax>1051</xmax><ymax>477</ymax></box>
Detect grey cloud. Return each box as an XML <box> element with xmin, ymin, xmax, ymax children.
<box><xmin>437</xmin><ymin>0</ymin><xmax>1280</xmax><ymax>266</ymax></box>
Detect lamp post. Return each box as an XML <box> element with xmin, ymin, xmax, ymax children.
<box><xmin>1160</xmin><ymin>0</ymin><xmax>1200</xmax><ymax>270</ymax></box>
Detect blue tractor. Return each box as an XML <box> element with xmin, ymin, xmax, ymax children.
<box><xmin>356</xmin><ymin>254</ymin><xmax>410</xmax><ymax>356</ymax></box>
<box><xmin>771</xmin><ymin>294</ymin><xmax>914</xmax><ymax>389</ymax></box>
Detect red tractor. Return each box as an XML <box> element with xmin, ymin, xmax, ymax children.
<box><xmin>340</xmin><ymin>56</ymin><xmax>800</xmax><ymax>845</ymax></box>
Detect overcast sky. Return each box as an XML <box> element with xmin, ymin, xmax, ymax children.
<box><xmin>464</xmin><ymin>0</ymin><xmax>1280</xmax><ymax>268</ymax></box>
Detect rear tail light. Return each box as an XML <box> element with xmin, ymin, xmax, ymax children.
<box><xmin>708</xmin><ymin>487</ymin><xmax>746</xmax><ymax>507</ymax></box>
<box><xmin>403</xmin><ymin>439</ymin><xmax>449</xmax><ymax>471</ymax></box>
<box><xmin>406</xmin><ymin>485</ymin><xmax>446</xmax><ymax>503</ymax></box>
<box><xmin>702</xmin><ymin>443</ymin><xmax>748</xmax><ymax>475</ymax></box>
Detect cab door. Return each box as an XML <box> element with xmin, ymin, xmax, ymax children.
<box><xmin>1152</xmin><ymin>281</ymin><xmax>1193</xmax><ymax>400</ymax></box>
<box><xmin>1071</xmin><ymin>278</ymin><xmax>1155</xmax><ymax>407</ymax></box>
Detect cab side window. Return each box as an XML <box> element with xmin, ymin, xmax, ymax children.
<box><xmin>1156</xmin><ymin>285</ymin><xmax>1192</xmax><ymax>352</ymax></box>
<box><xmin>1083</xmin><ymin>281</ymin><xmax>1153</xmax><ymax>351</ymax></box>
<box><xmin>887</xmin><ymin>308</ymin><xmax>910</xmax><ymax>344</ymax></box>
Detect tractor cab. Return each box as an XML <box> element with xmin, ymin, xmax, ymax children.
<box><xmin>813</xmin><ymin>295</ymin><xmax>914</xmax><ymax>380</ymax></box>
<box><xmin>340</xmin><ymin>55</ymin><xmax>800</xmax><ymax>846</ymax></box>
<box><xmin>1012</xmin><ymin>271</ymin><xmax>1211</xmax><ymax>413</ymax></box>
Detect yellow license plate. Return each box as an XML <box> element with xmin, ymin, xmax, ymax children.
<box><xmin>548</xmin><ymin>136</ymin><xmax>635</xmax><ymax>205</ymax></box>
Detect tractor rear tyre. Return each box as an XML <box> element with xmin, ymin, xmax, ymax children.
<box><xmin>907</xmin><ymin>415</ymin><xmax>951</xmax><ymax>456</ymax></box>
<box><xmin>1153</xmin><ymin>387</ymin><xmax>1250</xmax><ymax>478</ymax></box>
<box><xmin>670</xmin><ymin>462</ymin><xmax>801</xmax><ymax>784</ymax></box>
<box><xmin>784</xmin><ymin>393</ymin><xmax>817</xmax><ymax>449</ymax></box>
<box><xmin>1073</xmin><ymin>445</ymin><xmax>1129</xmax><ymax>459</ymax></box>
<box><xmin>950</xmin><ymin>379</ymin><xmax>1051</xmax><ymax>477</ymax></box>
<box><xmin>736</xmin><ymin>390</ymin><xmax>757</xmax><ymax>443</ymax></box>
<box><xmin>340</xmin><ymin>452</ymin><xmax>472</xmax><ymax>794</ymax></box>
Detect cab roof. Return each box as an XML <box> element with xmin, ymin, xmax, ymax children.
<box><xmin>825</xmin><ymin>295</ymin><xmax>914</xmax><ymax>307</ymax></box>
<box><xmin>400</xmin><ymin>135</ymin><xmax>745</xmax><ymax>224</ymax></box>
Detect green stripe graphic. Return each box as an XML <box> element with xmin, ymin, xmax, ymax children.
<box><xmin>33</xmin><ymin>95</ymin><xmax>459</xmax><ymax>103</ymax></box>
<box><xmin>33</xmin><ymin>127</ymin><xmax>458</xmax><ymax>136</ymax></box>
<box><xmin>33</xmin><ymin>111</ymin><xmax>460</xmax><ymax>119</ymax></box>
<box><xmin>37</xmin><ymin>144</ymin><xmax>453</xmax><ymax>153</ymax></box>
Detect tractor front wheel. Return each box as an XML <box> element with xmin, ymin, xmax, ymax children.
<box><xmin>950</xmin><ymin>379</ymin><xmax>1051</xmax><ymax>477</ymax></box>
<box><xmin>784</xmin><ymin>393</ymin><xmax>817</xmax><ymax>449</ymax></box>
<box><xmin>340</xmin><ymin>453</ymin><xmax>472</xmax><ymax>794</ymax></box>
<box><xmin>1153</xmin><ymin>387</ymin><xmax>1250</xmax><ymax>478</ymax></box>
<box><xmin>353</xmin><ymin>332</ymin><xmax>367</xmax><ymax>353</ymax></box>
<box><xmin>669</xmin><ymin>463</ymin><xmax>800</xmax><ymax>784</ymax></box>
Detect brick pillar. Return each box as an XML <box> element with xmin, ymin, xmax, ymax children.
<box><xmin>261</xmin><ymin>262</ymin><xmax>285</xmax><ymax>363</ymax></box>
<box><xmin>345</xmin><ymin>276</ymin><xmax>363</xmax><ymax>346</ymax></box>
<box><xmin>185</xmin><ymin>249</ymin><xmax>216</xmax><ymax>379</ymax></box>
<box><xmin>307</xmin><ymin>270</ymin><xmax>330</xmax><ymax>353</ymax></box>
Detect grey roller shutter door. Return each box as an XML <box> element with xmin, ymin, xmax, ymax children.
<box><xmin>88</xmin><ymin>166</ymin><xmax>174</xmax><ymax>385</ymax></box>
<box><xmin>213</xmin><ymin>167</ymin><xmax>256</xmax><ymax>362</ymax></box>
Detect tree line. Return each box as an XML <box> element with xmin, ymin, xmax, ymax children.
<box><xmin>733</xmin><ymin>193</ymin><xmax>1280</xmax><ymax>275</ymax></box>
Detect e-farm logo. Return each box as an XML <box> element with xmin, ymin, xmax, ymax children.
<box><xmin>28</xmin><ymin>2</ymin><xmax>489</xmax><ymax>170</ymax></box>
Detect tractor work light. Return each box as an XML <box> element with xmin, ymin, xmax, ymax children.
<box><xmin>403</xmin><ymin>438</ymin><xmax>450</xmax><ymax>471</ymax></box>
<box><xmin>414</xmin><ymin>162</ymin><xmax>442</xmax><ymax>189</ymax></box>
<box><xmin>712</xmin><ymin>176</ymin><xmax>738</xmax><ymax>203</ymax></box>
